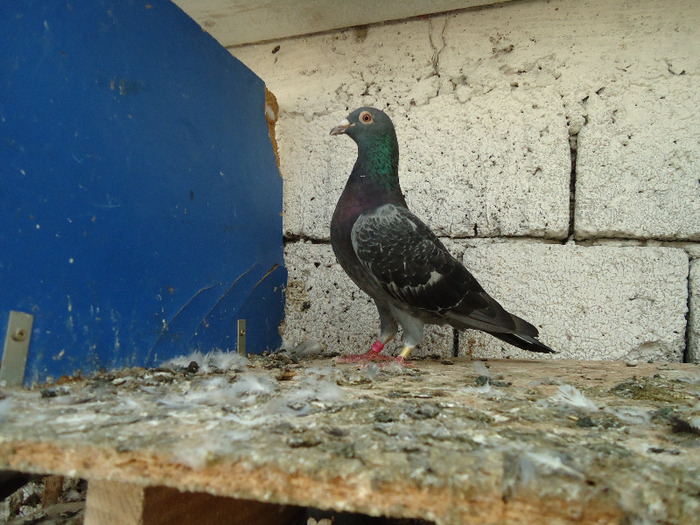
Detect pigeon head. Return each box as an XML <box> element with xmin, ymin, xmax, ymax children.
<box><xmin>330</xmin><ymin>107</ymin><xmax>396</xmax><ymax>143</ymax></box>
<box><xmin>330</xmin><ymin>107</ymin><xmax>399</xmax><ymax>180</ymax></box>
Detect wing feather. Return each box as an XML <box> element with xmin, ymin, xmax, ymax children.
<box><xmin>351</xmin><ymin>204</ymin><xmax>493</xmax><ymax>320</ymax></box>
<box><xmin>350</xmin><ymin>204</ymin><xmax>548</xmax><ymax>346</ymax></box>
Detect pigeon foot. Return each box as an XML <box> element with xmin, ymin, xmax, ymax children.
<box><xmin>387</xmin><ymin>355</ymin><xmax>413</xmax><ymax>367</ymax></box>
<box><xmin>393</xmin><ymin>346</ymin><xmax>414</xmax><ymax>367</ymax></box>
<box><xmin>338</xmin><ymin>344</ymin><xmax>414</xmax><ymax>367</ymax></box>
<box><xmin>337</xmin><ymin>340</ymin><xmax>394</xmax><ymax>363</ymax></box>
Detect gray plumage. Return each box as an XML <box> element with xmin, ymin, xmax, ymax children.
<box><xmin>330</xmin><ymin>107</ymin><xmax>554</xmax><ymax>358</ymax></box>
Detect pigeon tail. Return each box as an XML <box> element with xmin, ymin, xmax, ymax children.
<box><xmin>487</xmin><ymin>331</ymin><xmax>556</xmax><ymax>354</ymax></box>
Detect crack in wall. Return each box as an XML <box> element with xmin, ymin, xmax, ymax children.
<box><xmin>283</xmin><ymin>234</ymin><xmax>574</xmax><ymax>247</ymax></box>
<box><xmin>565</xmin><ymin>96</ymin><xmax>590</xmax><ymax>243</ymax></box>
<box><xmin>283</xmin><ymin>233</ymin><xmax>330</xmax><ymax>245</ymax></box>
<box><xmin>568</xmin><ymin>131</ymin><xmax>578</xmax><ymax>241</ymax></box>
<box><xmin>683</xmin><ymin>262</ymin><xmax>693</xmax><ymax>363</ymax></box>
<box><xmin>428</xmin><ymin>16</ymin><xmax>447</xmax><ymax>78</ymax></box>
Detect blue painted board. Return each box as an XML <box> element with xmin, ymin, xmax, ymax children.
<box><xmin>0</xmin><ymin>1</ymin><xmax>286</xmax><ymax>385</ymax></box>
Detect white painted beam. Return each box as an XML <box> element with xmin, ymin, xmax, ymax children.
<box><xmin>173</xmin><ymin>0</ymin><xmax>514</xmax><ymax>47</ymax></box>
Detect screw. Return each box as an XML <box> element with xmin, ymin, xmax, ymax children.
<box><xmin>11</xmin><ymin>328</ymin><xmax>27</xmax><ymax>342</ymax></box>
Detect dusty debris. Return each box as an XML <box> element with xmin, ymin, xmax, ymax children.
<box><xmin>0</xmin><ymin>354</ymin><xmax>699</xmax><ymax>524</ymax></box>
<box><xmin>1</xmin><ymin>477</ymin><xmax>86</xmax><ymax>525</ymax></box>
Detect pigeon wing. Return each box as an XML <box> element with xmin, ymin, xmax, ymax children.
<box><xmin>351</xmin><ymin>204</ymin><xmax>523</xmax><ymax>334</ymax></box>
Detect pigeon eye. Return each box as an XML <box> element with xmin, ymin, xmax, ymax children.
<box><xmin>359</xmin><ymin>111</ymin><xmax>373</xmax><ymax>124</ymax></box>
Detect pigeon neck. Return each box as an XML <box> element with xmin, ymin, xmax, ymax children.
<box><xmin>353</xmin><ymin>134</ymin><xmax>400</xmax><ymax>193</ymax></box>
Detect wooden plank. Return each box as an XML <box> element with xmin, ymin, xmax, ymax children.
<box><xmin>42</xmin><ymin>475</ymin><xmax>65</xmax><ymax>507</ymax></box>
<box><xmin>1</xmin><ymin>358</ymin><xmax>699</xmax><ymax>524</ymax></box>
<box><xmin>84</xmin><ymin>480</ymin><xmax>145</xmax><ymax>525</ymax></box>
<box><xmin>173</xmin><ymin>0</ymin><xmax>515</xmax><ymax>47</ymax></box>
<box><xmin>85</xmin><ymin>480</ymin><xmax>303</xmax><ymax>525</ymax></box>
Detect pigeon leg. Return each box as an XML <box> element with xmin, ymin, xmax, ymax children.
<box><xmin>387</xmin><ymin>310</ymin><xmax>421</xmax><ymax>366</ymax></box>
<box><xmin>393</xmin><ymin>346</ymin><xmax>414</xmax><ymax>366</ymax></box>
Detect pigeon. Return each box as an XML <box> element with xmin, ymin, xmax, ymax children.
<box><xmin>329</xmin><ymin>107</ymin><xmax>555</xmax><ymax>363</ymax></box>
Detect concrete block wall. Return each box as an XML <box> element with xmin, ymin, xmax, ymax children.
<box><xmin>230</xmin><ymin>0</ymin><xmax>700</xmax><ymax>362</ymax></box>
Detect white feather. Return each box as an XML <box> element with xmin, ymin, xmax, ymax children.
<box><xmin>472</xmin><ymin>361</ymin><xmax>491</xmax><ymax>377</ymax></box>
<box><xmin>519</xmin><ymin>451</ymin><xmax>584</xmax><ymax>483</ymax></box>
<box><xmin>554</xmin><ymin>385</ymin><xmax>599</xmax><ymax>412</ymax></box>
<box><xmin>228</xmin><ymin>374</ymin><xmax>276</xmax><ymax>397</ymax></box>
<box><xmin>0</xmin><ymin>398</ymin><xmax>15</xmax><ymax>422</ymax></box>
<box><xmin>426</xmin><ymin>270</ymin><xmax>443</xmax><ymax>286</ymax></box>
<box><xmin>690</xmin><ymin>416</ymin><xmax>700</xmax><ymax>431</ymax></box>
<box><xmin>462</xmin><ymin>383</ymin><xmax>492</xmax><ymax>395</ymax></box>
<box><xmin>164</xmin><ymin>349</ymin><xmax>248</xmax><ymax>373</ymax></box>
<box><xmin>604</xmin><ymin>406</ymin><xmax>651</xmax><ymax>425</ymax></box>
<box><xmin>362</xmin><ymin>362</ymin><xmax>381</xmax><ymax>381</ymax></box>
<box><xmin>208</xmin><ymin>350</ymin><xmax>248</xmax><ymax>370</ymax></box>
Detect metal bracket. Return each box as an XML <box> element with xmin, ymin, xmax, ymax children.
<box><xmin>236</xmin><ymin>319</ymin><xmax>247</xmax><ymax>357</ymax></box>
<box><xmin>1</xmin><ymin>311</ymin><xmax>34</xmax><ymax>386</ymax></box>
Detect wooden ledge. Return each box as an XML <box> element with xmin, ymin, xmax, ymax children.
<box><xmin>1</xmin><ymin>358</ymin><xmax>698</xmax><ymax>524</ymax></box>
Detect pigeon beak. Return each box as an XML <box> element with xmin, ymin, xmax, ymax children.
<box><xmin>330</xmin><ymin>118</ymin><xmax>354</xmax><ymax>136</ymax></box>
